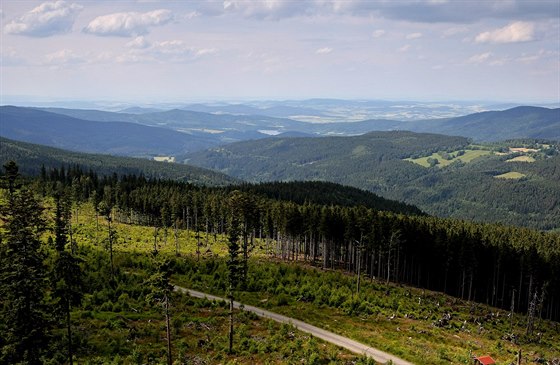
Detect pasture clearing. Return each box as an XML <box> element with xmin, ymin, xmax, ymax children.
<box><xmin>494</xmin><ymin>171</ymin><xmax>526</xmax><ymax>179</ymax></box>
<box><xmin>405</xmin><ymin>149</ymin><xmax>491</xmax><ymax>168</ymax></box>
<box><xmin>506</xmin><ymin>156</ymin><xmax>536</xmax><ymax>163</ymax></box>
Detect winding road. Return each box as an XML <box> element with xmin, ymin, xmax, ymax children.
<box><xmin>174</xmin><ymin>286</ymin><xmax>415</xmax><ymax>365</ymax></box>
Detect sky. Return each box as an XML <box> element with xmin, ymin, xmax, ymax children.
<box><xmin>1</xmin><ymin>0</ymin><xmax>559</xmax><ymax>103</ymax></box>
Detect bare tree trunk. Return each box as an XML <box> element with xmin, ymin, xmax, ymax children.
<box><xmin>153</xmin><ymin>226</ymin><xmax>158</xmax><ymax>254</ymax></box>
<box><xmin>386</xmin><ymin>248</ymin><xmax>391</xmax><ymax>285</ymax></box>
<box><xmin>67</xmin><ymin>299</ymin><xmax>73</xmax><ymax>365</ymax></box>
<box><xmin>356</xmin><ymin>247</ymin><xmax>361</xmax><ymax>297</ymax></box>
<box><xmin>165</xmin><ymin>295</ymin><xmax>172</xmax><ymax>365</ymax></box>
<box><xmin>108</xmin><ymin>218</ymin><xmax>114</xmax><ymax>279</ymax></box>
<box><xmin>95</xmin><ymin>211</ymin><xmax>99</xmax><ymax>245</ymax></box>
<box><xmin>229</xmin><ymin>291</ymin><xmax>234</xmax><ymax>354</ymax></box>
<box><xmin>174</xmin><ymin>220</ymin><xmax>179</xmax><ymax>256</ymax></box>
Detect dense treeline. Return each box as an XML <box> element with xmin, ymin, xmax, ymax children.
<box><xmin>31</xmin><ymin>164</ymin><xmax>560</xmax><ymax>322</ymax></box>
<box><xmin>229</xmin><ymin>181</ymin><xmax>424</xmax><ymax>216</ymax></box>
<box><xmin>0</xmin><ymin>137</ymin><xmax>237</xmax><ymax>186</ymax></box>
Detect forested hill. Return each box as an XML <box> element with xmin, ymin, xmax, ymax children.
<box><xmin>185</xmin><ymin>131</ymin><xmax>470</xmax><ymax>179</ymax></box>
<box><xmin>0</xmin><ymin>137</ymin><xmax>237</xmax><ymax>186</ymax></box>
<box><xmin>234</xmin><ymin>181</ymin><xmax>424</xmax><ymax>216</ymax></box>
<box><xmin>185</xmin><ymin>131</ymin><xmax>560</xmax><ymax>230</ymax></box>
<box><xmin>0</xmin><ymin>106</ymin><xmax>217</xmax><ymax>156</ymax></box>
<box><xmin>411</xmin><ymin>106</ymin><xmax>560</xmax><ymax>141</ymax></box>
<box><xmin>1</xmin><ymin>137</ymin><xmax>425</xmax><ymax>216</ymax></box>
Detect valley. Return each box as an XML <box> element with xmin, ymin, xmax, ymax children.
<box><xmin>3</xmin><ymin>1</ymin><xmax>560</xmax><ymax>364</ymax></box>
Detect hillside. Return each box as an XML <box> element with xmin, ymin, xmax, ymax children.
<box><xmin>232</xmin><ymin>181</ymin><xmax>424</xmax><ymax>216</ymax></box>
<box><xmin>3</xmin><ymin>167</ymin><xmax>557</xmax><ymax>364</ymax></box>
<box><xmin>0</xmin><ymin>137</ymin><xmax>237</xmax><ymax>186</ymax></box>
<box><xmin>0</xmin><ymin>106</ymin><xmax>216</xmax><ymax>156</ymax></box>
<box><xmin>1</xmin><ymin>137</ymin><xmax>423</xmax><ymax>216</ymax></box>
<box><xmin>410</xmin><ymin>106</ymin><xmax>560</xmax><ymax>141</ymax></box>
<box><xmin>185</xmin><ymin>132</ymin><xmax>560</xmax><ymax>230</ymax></box>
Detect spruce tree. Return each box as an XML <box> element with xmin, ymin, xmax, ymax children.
<box><xmin>226</xmin><ymin>191</ymin><xmax>243</xmax><ymax>353</ymax></box>
<box><xmin>0</xmin><ymin>161</ymin><xmax>50</xmax><ymax>364</ymax></box>
<box><xmin>52</xmin><ymin>187</ymin><xmax>84</xmax><ymax>365</ymax></box>
<box><xmin>146</xmin><ymin>259</ymin><xmax>174</xmax><ymax>365</ymax></box>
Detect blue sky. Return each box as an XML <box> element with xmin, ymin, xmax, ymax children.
<box><xmin>1</xmin><ymin>0</ymin><xmax>559</xmax><ymax>103</ymax></box>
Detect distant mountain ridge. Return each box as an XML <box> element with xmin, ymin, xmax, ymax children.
<box><xmin>36</xmin><ymin>104</ymin><xmax>560</xmax><ymax>142</ymax></box>
<box><xmin>1</xmin><ymin>105</ymin><xmax>558</xmax><ymax>162</ymax></box>
<box><xmin>409</xmin><ymin>106</ymin><xmax>560</xmax><ymax>141</ymax></box>
<box><xmin>0</xmin><ymin>106</ymin><xmax>216</xmax><ymax>157</ymax></box>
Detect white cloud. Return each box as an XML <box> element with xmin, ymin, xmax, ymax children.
<box><xmin>118</xmin><ymin>39</ymin><xmax>217</xmax><ymax>63</ymax></box>
<box><xmin>126</xmin><ymin>36</ymin><xmax>151</xmax><ymax>49</ymax></box>
<box><xmin>83</xmin><ymin>9</ymin><xmax>173</xmax><ymax>37</ymax></box>
<box><xmin>371</xmin><ymin>29</ymin><xmax>385</xmax><ymax>38</ymax></box>
<box><xmin>185</xmin><ymin>11</ymin><xmax>200</xmax><ymax>19</ymax></box>
<box><xmin>195</xmin><ymin>48</ymin><xmax>218</xmax><ymax>57</ymax></box>
<box><xmin>398</xmin><ymin>44</ymin><xmax>411</xmax><ymax>52</ymax></box>
<box><xmin>4</xmin><ymin>1</ymin><xmax>82</xmax><ymax>37</ymax></box>
<box><xmin>489</xmin><ymin>58</ymin><xmax>507</xmax><ymax>66</ymax></box>
<box><xmin>315</xmin><ymin>47</ymin><xmax>333</xmax><ymax>54</ymax></box>
<box><xmin>223</xmin><ymin>0</ymin><xmax>314</xmax><ymax>20</ymax></box>
<box><xmin>442</xmin><ymin>26</ymin><xmax>468</xmax><ymax>37</ymax></box>
<box><xmin>516</xmin><ymin>49</ymin><xmax>545</xmax><ymax>63</ymax></box>
<box><xmin>406</xmin><ymin>32</ymin><xmax>422</xmax><ymax>40</ymax></box>
<box><xmin>467</xmin><ymin>52</ymin><xmax>492</xmax><ymax>64</ymax></box>
<box><xmin>475</xmin><ymin>21</ymin><xmax>535</xmax><ymax>44</ymax></box>
<box><xmin>43</xmin><ymin>49</ymin><xmax>85</xmax><ymax>65</ymax></box>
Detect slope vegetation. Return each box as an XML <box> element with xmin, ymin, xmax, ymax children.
<box><xmin>0</xmin><ymin>137</ymin><xmax>237</xmax><ymax>186</ymax></box>
<box><xmin>185</xmin><ymin>132</ymin><xmax>560</xmax><ymax>230</ymax></box>
<box><xmin>411</xmin><ymin>106</ymin><xmax>560</xmax><ymax>141</ymax></box>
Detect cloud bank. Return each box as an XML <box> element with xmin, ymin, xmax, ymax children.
<box><xmin>83</xmin><ymin>9</ymin><xmax>173</xmax><ymax>37</ymax></box>
<box><xmin>475</xmin><ymin>21</ymin><xmax>535</xmax><ymax>44</ymax></box>
<box><xmin>4</xmin><ymin>1</ymin><xmax>82</xmax><ymax>37</ymax></box>
<box><xmin>199</xmin><ymin>0</ymin><xmax>559</xmax><ymax>23</ymax></box>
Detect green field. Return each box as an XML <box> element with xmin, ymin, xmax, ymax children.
<box><xmin>494</xmin><ymin>171</ymin><xmax>526</xmax><ymax>179</ymax></box>
<box><xmin>405</xmin><ymin>149</ymin><xmax>491</xmax><ymax>167</ymax></box>
<box><xmin>506</xmin><ymin>156</ymin><xmax>536</xmax><ymax>163</ymax></box>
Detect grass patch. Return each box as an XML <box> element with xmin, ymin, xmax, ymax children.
<box><xmin>506</xmin><ymin>156</ymin><xmax>536</xmax><ymax>163</ymax></box>
<box><xmin>405</xmin><ymin>149</ymin><xmax>491</xmax><ymax>168</ymax></box>
<box><xmin>494</xmin><ymin>172</ymin><xmax>526</xmax><ymax>179</ymax></box>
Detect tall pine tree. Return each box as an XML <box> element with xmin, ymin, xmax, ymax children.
<box><xmin>0</xmin><ymin>161</ymin><xmax>51</xmax><ymax>364</ymax></box>
<box><xmin>52</xmin><ymin>185</ymin><xmax>84</xmax><ymax>365</ymax></box>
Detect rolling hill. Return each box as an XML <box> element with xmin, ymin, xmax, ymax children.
<box><xmin>0</xmin><ymin>106</ymin><xmax>216</xmax><ymax>157</ymax></box>
<box><xmin>184</xmin><ymin>131</ymin><xmax>560</xmax><ymax>230</ymax></box>
<box><xmin>1</xmin><ymin>137</ymin><xmax>427</xmax><ymax>216</ymax></box>
<box><xmin>39</xmin><ymin>105</ymin><xmax>560</xmax><ymax>142</ymax></box>
<box><xmin>0</xmin><ymin>137</ymin><xmax>237</xmax><ymax>186</ymax></box>
<box><xmin>410</xmin><ymin>106</ymin><xmax>560</xmax><ymax>141</ymax></box>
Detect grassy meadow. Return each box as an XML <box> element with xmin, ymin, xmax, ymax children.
<box><xmin>405</xmin><ymin>149</ymin><xmax>491</xmax><ymax>168</ymax></box>
<box><xmin>63</xmin><ymin>203</ymin><xmax>560</xmax><ymax>365</ymax></box>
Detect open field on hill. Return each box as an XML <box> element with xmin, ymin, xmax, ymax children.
<box><xmin>494</xmin><ymin>172</ymin><xmax>526</xmax><ymax>179</ymax></box>
<box><xmin>405</xmin><ymin>149</ymin><xmax>492</xmax><ymax>167</ymax></box>
<box><xmin>506</xmin><ymin>156</ymin><xmax>536</xmax><ymax>163</ymax></box>
<box><xmin>67</xmin><ymin>203</ymin><xmax>560</xmax><ymax>365</ymax></box>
